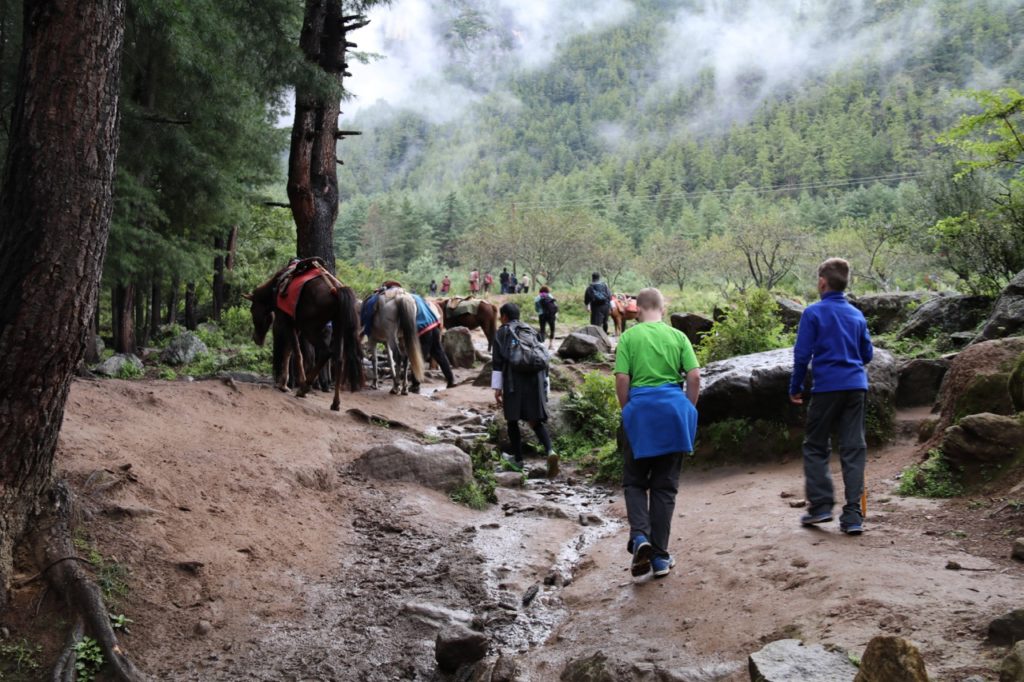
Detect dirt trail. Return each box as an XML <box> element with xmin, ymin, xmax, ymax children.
<box><xmin>8</xmin><ymin>362</ymin><xmax>1021</xmax><ymax>680</ymax></box>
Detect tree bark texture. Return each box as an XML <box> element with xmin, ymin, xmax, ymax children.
<box><xmin>113</xmin><ymin>282</ymin><xmax>136</xmax><ymax>353</ymax></box>
<box><xmin>149</xmin><ymin>278</ymin><xmax>160</xmax><ymax>341</ymax></box>
<box><xmin>288</xmin><ymin>1</ymin><xmax>366</xmax><ymax>274</ymax></box>
<box><xmin>212</xmin><ymin>235</ymin><xmax>225</xmax><ymax>321</ymax></box>
<box><xmin>184</xmin><ymin>280</ymin><xmax>197</xmax><ymax>330</ymax></box>
<box><xmin>166</xmin><ymin>275</ymin><xmax>179</xmax><ymax>325</ymax></box>
<box><xmin>0</xmin><ymin>0</ymin><xmax>124</xmax><ymax>603</ymax></box>
<box><xmin>134</xmin><ymin>280</ymin><xmax>146</xmax><ymax>346</ymax></box>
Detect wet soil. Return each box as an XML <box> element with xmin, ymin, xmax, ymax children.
<box><xmin>4</xmin><ymin>339</ymin><xmax>1023</xmax><ymax>681</ymax></box>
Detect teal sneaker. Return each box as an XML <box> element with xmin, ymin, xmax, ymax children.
<box><xmin>630</xmin><ymin>535</ymin><xmax>653</xmax><ymax>577</ymax></box>
<box><xmin>652</xmin><ymin>555</ymin><xmax>676</xmax><ymax>578</ymax></box>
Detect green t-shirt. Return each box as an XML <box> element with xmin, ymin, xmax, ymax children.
<box><xmin>614</xmin><ymin>321</ymin><xmax>700</xmax><ymax>387</ymax></box>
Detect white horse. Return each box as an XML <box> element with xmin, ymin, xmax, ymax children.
<box><xmin>365</xmin><ymin>287</ymin><xmax>425</xmax><ymax>395</ymax></box>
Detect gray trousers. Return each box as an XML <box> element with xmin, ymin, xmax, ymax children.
<box><xmin>623</xmin><ymin>434</ymin><xmax>683</xmax><ymax>560</ymax></box>
<box><xmin>803</xmin><ymin>390</ymin><xmax>867</xmax><ymax>525</ymax></box>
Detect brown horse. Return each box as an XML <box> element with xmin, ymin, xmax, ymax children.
<box><xmin>436</xmin><ymin>297</ymin><xmax>497</xmax><ymax>351</ymax></box>
<box><xmin>243</xmin><ymin>268</ymin><xmax>363</xmax><ymax>411</ymax></box>
<box><xmin>610</xmin><ymin>294</ymin><xmax>640</xmax><ymax>336</ymax></box>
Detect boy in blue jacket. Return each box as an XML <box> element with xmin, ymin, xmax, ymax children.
<box><xmin>789</xmin><ymin>258</ymin><xmax>874</xmax><ymax>535</ymax></box>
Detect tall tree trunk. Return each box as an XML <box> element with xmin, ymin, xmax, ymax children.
<box><xmin>167</xmin><ymin>275</ymin><xmax>179</xmax><ymax>325</ymax></box>
<box><xmin>184</xmin><ymin>280</ymin><xmax>197</xmax><ymax>330</ymax></box>
<box><xmin>113</xmin><ymin>283</ymin><xmax>136</xmax><ymax>353</ymax></box>
<box><xmin>134</xmin><ymin>280</ymin><xmax>146</xmax><ymax>347</ymax></box>
<box><xmin>287</xmin><ymin>2</ymin><xmax>368</xmax><ymax>274</ymax></box>
<box><xmin>149</xmin><ymin>277</ymin><xmax>161</xmax><ymax>341</ymax></box>
<box><xmin>0</xmin><ymin>0</ymin><xmax>124</xmax><ymax>604</ymax></box>
<box><xmin>212</xmin><ymin>235</ymin><xmax>225</xmax><ymax>321</ymax></box>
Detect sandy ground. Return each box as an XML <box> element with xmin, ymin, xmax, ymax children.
<box><xmin>4</xmin><ymin>343</ymin><xmax>1022</xmax><ymax>680</ymax></box>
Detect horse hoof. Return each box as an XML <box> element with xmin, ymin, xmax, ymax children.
<box><xmin>275</xmin><ymin>385</ymin><xmax>289</xmax><ymax>393</ymax></box>
<box><xmin>390</xmin><ymin>388</ymin><xmax>399</xmax><ymax>395</ymax></box>
<box><xmin>330</xmin><ymin>402</ymin><xmax>340</xmax><ymax>411</ymax></box>
<box><xmin>401</xmin><ymin>388</ymin><xmax>409</xmax><ymax>395</ymax></box>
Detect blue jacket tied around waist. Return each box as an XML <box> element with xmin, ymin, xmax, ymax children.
<box><xmin>622</xmin><ymin>384</ymin><xmax>698</xmax><ymax>458</ymax></box>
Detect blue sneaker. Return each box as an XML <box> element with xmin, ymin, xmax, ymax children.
<box><xmin>800</xmin><ymin>511</ymin><xmax>833</xmax><ymax>526</ymax></box>
<box><xmin>630</xmin><ymin>535</ymin><xmax>653</xmax><ymax>577</ymax></box>
<box><xmin>652</xmin><ymin>555</ymin><xmax>676</xmax><ymax>578</ymax></box>
<box><xmin>840</xmin><ymin>522</ymin><xmax>864</xmax><ymax>535</ymax></box>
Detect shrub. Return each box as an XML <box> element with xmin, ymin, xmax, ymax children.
<box><xmin>157</xmin><ymin>367</ymin><xmax>177</xmax><ymax>381</ymax></box>
<box><xmin>898</xmin><ymin>450</ymin><xmax>964</xmax><ymax>498</ymax></box>
<box><xmin>450</xmin><ymin>439</ymin><xmax>498</xmax><ymax>509</ymax></box>
<box><xmin>115</xmin><ymin>361</ymin><xmax>142</xmax><ymax>380</ymax></box>
<box><xmin>220</xmin><ymin>305</ymin><xmax>254</xmax><ymax>343</ymax></box>
<box><xmin>704</xmin><ymin>418</ymin><xmax>753</xmax><ymax>450</ymax></box>
<box><xmin>561</xmin><ymin>372</ymin><xmax>619</xmax><ymax>444</ymax></box>
<box><xmin>194</xmin><ymin>324</ymin><xmax>226</xmax><ymax>350</ymax></box>
<box><xmin>698</xmin><ymin>288</ymin><xmax>791</xmax><ymax>363</ymax></box>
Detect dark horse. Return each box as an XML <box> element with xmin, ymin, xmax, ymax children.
<box><xmin>243</xmin><ymin>268</ymin><xmax>363</xmax><ymax>411</ymax></box>
<box><xmin>436</xmin><ymin>297</ymin><xmax>498</xmax><ymax>351</ymax></box>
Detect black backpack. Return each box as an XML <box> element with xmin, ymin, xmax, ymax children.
<box><xmin>590</xmin><ymin>283</ymin><xmax>610</xmax><ymax>305</ymax></box>
<box><xmin>540</xmin><ymin>296</ymin><xmax>559</xmax><ymax>316</ymax></box>
<box><xmin>504</xmin><ymin>322</ymin><xmax>548</xmax><ymax>374</ymax></box>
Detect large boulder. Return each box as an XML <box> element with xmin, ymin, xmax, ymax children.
<box><xmin>435</xmin><ymin>623</ymin><xmax>489</xmax><ymax>673</ymax></box>
<box><xmin>557</xmin><ymin>333</ymin><xmax>603</xmax><ymax>361</ymax></box>
<box><xmin>941</xmin><ymin>413</ymin><xmax>1024</xmax><ymax>470</ymax></box>
<box><xmin>1011</xmin><ymin>353</ymin><xmax>1024</xmax><ymax>413</ymax></box>
<box><xmin>443</xmin><ymin>327</ymin><xmax>476</xmax><ymax>369</ymax></box>
<box><xmin>1001</xmin><ymin>641</ymin><xmax>1024</xmax><ymax>682</ymax></box>
<box><xmin>747</xmin><ymin>639</ymin><xmax>857</xmax><ymax>682</ymax></box>
<box><xmin>670</xmin><ymin>312</ymin><xmax>714</xmax><ymax>346</ymax></box>
<box><xmin>698</xmin><ymin>347</ymin><xmax>897</xmax><ymax>428</ymax></box>
<box><xmin>160</xmin><ymin>331</ymin><xmax>208</xmax><ymax>366</ymax></box>
<box><xmin>572</xmin><ymin>325</ymin><xmax>612</xmax><ymax>353</ymax></box>
<box><xmin>897</xmin><ymin>294</ymin><xmax>993</xmax><ymax>340</ymax></box>
<box><xmin>473</xmin><ymin>360</ymin><xmax>493</xmax><ymax>387</ymax></box>
<box><xmin>352</xmin><ymin>439</ymin><xmax>472</xmax><ymax>492</ymax></box>
<box><xmin>990</xmin><ymin>609</ymin><xmax>1024</xmax><ymax>646</ymax></box>
<box><xmin>93</xmin><ymin>353</ymin><xmax>143</xmax><ymax>377</ymax></box>
<box><xmin>775</xmin><ymin>297</ymin><xmax>805</xmax><ymax>331</ymax></box>
<box><xmin>853</xmin><ymin>636</ymin><xmax>929</xmax><ymax>682</ymax></box>
<box><xmin>850</xmin><ymin>293</ymin><xmax>933</xmax><ymax>335</ymax></box>
<box><xmin>974</xmin><ymin>269</ymin><xmax>1024</xmax><ymax>344</ymax></box>
<box><xmin>896</xmin><ymin>358</ymin><xmax>950</xmax><ymax>408</ymax></box>
<box><xmin>928</xmin><ymin>337</ymin><xmax>1024</xmax><ymax>446</ymax></box>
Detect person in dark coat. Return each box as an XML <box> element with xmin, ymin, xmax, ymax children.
<box><xmin>491</xmin><ymin>302</ymin><xmax>557</xmax><ymax>476</ymax></box>
<box><xmin>584</xmin><ymin>271</ymin><xmax>613</xmax><ymax>333</ymax></box>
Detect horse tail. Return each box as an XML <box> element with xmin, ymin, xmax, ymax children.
<box><xmin>271</xmin><ymin>317</ymin><xmax>287</xmax><ymax>383</ymax></box>
<box><xmin>336</xmin><ymin>286</ymin><xmax>365</xmax><ymax>392</ymax></box>
<box><xmin>398</xmin><ymin>295</ymin><xmax>425</xmax><ymax>382</ymax></box>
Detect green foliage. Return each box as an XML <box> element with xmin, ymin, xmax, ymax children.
<box><xmin>0</xmin><ymin>639</ymin><xmax>42</xmax><ymax>678</ymax></box>
<box><xmin>157</xmin><ymin>367</ymin><xmax>178</xmax><ymax>381</ymax></box>
<box><xmin>704</xmin><ymin>418</ymin><xmax>753</xmax><ymax>450</ymax></box>
<box><xmin>109</xmin><ymin>613</ymin><xmax>133</xmax><ymax>633</ymax></box>
<box><xmin>194</xmin><ymin>325</ymin><xmax>227</xmax><ymax>350</ymax></box>
<box><xmin>115</xmin><ymin>361</ymin><xmax>142</xmax><ymax>380</ymax></box>
<box><xmin>872</xmin><ymin>332</ymin><xmax>943</xmax><ymax>359</ymax></box>
<box><xmin>897</xmin><ymin>450</ymin><xmax>965</xmax><ymax>498</ymax></box>
<box><xmin>592</xmin><ymin>440</ymin><xmax>623</xmax><ymax>484</ymax></box>
<box><xmin>74</xmin><ymin>537</ymin><xmax>129</xmax><ymax>603</ymax></box>
<box><xmin>73</xmin><ymin>637</ymin><xmax>103</xmax><ymax>682</ymax></box>
<box><xmin>450</xmin><ymin>439</ymin><xmax>499</xmax><ymax>509</ymax></box>
<box><xmin>698</xmin><ymin>288</ymin><xmax>791</xmax><ymax>363</ymax></box>
<box><xmin>866</xmin><ymin>398</ymin><xmax>896</xmax><ymax>445</ymax></box>
<box><xmin>561</xmin><ymin>372</ymin><xmax>620</xmax><ymax>444</ymax></box>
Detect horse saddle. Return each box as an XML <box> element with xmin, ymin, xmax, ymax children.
<box><xmin>448</xmin><ymin>297</ymin><xmax>480</xmax><ymax>318</ymax></box>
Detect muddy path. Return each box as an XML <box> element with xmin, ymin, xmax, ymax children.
<box><xmin>15</xmin><ymin>357</ymin><xmax>1022</xmax><ymax>681</ymax></box>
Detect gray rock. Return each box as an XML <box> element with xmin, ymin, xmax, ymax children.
<box><xmin>443</xmin><ymin>327</ymin><xmax>476</xmax><ymax>369</ymax></box>
<box><xmin>560</xmin><ymin>652</ymin><xmax>619</xmax><ymax>682</ymax></box>
<box><xmin>160</xmin><ymin>331</ymin><xmax>208</xmax><ymax>366</ymax></box>
<box><xmin>990</xmin><ymin>609</ymin><xmax>1024</xmax><ymax>645</ymax></box>
<box><xmin>494</xmin><ymin>472</ymin><xmax>524</xmax><ymax>488</ymax></box>
<box><xmin>974</xmin><ymin>269</ymin><xmax>1024</xmax><ymax>344</ymax></box>
<box><xmin>775</xmin><ymin>297</ymin><xmax>805</xmax><ymax>331</ymax></box>
<box><xmin>94</xmin><ymin>353</ymin><xmax>143</xmax><ymax>377</ymax></box>
<box><xmin>748</xmin><ymin>639</ymin><xmax>856</xmax><ymax>682</ymax></box>
<box><xmin>853</xmin><ymin>636</ymin><xmax>929</xmax><ymax>682</ymax></box>
<box><xmin>474</xmin><ymin>360</ymin><xmax>493</xmax><ymax>387</ymax></box>
<box><xmin>572</xmin><ymin>325</ymin><xmax>613</xmax><ymax>352</ymax></box>
<box><xmin>670</xmin><ymin>312</ymin><xmax>714</xmax><ymax>346</ymax></box>
<box><xmin>698</xmin><ymin>347</ymin><xmax>897</xmax><ymax>427</ymax></box>
<box><xmin>491</xmin><ymin>652</ymin><xmax>521</xmax><ymax>682</ymax></box>
<box><xmin>194</xmin><ymin>620</ymin><xmax>212</xmax><ymax>637</ymax></box>
<box><xmin>558</xmin><ymin>333</ymin><xmax>603</xmax><ymax>361</ymax></box>
<box><xmin>896</xmin><ymin>358</ymin><xmax>949</xmax><ymax>408</ymax></box>
<box><xmin>941</xmin><ymin>413</ymin><xmax>1024</xmax><ymax>470</ymax></box>
<box><xmin>1014</xmin><ymin>538</ymin><xmax>1024</xmax><ymax>562</ymax></box>
<box><xmin>1001</xmin><ymin>640</ymin><xmax>1024</xmax><ymax>682</ymax></box>
<box><xmin>352</xmin><ymin>439</ymin><xmax>473</xmax><ymax>492</ymax></box>
<box><xmin>435</xmin><ymin>623</ymin><xmax>489</xmax><ymax>673</ymax></box>
<box><xmin>850</xmin><ymin>293</ymin><xmax>933</xmax><ymax>334</ymax></box>
<box><xmin>897</xmin><ymin>294</ymin><xmax>993</xmax><ymax>339</ymax></box>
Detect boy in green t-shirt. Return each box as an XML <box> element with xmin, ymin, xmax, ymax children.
<box><xmin>614</xmin><ymin>288</ymin><xmax>700</xmax><ymax>579</ymax></box>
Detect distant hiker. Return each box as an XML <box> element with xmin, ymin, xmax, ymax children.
<box><xmin>429</xmin><ymin>279</ymin><xmax>438</xmax><ymax>296</ymax></box>
<box><xmin>584</xmin><ymin>272</ymin><xmax>613</xmax><ymax>333</ymax></box>
<box><xmin>410</xmin><ymin>294</ymin><xmax>455</xmax><ymax>393</ymax></box>
<box><xmin>499</xmin><ymin>267</ymin><xmax>510</xmax><ymax>294</ymax></box>
<box><xmin>441</xmin><ymin>275</ymin><xmax>451</xmax><ymax>294</ymax></box>
<box><xmin>492</xmin><ymin>302</ymin><xmax>558</xmax><ymax>476</ymax></box>
<box><xmin>789</xmin><ymin>258</ymin><xmax>874</xmax><ymax>536</ymax></box>
<box><xmin>534</xmin><ymin>286</ymin><xmax>558</xmax><ymax>348</ymax></box>
<box><xmin>614</xmin><ymin>288</ymin><xmax>700</xmax><ymax>579</ymax></box>
<box><xmin>483</xmin><ymin>271</ymin><xmax>494</xmax><ymax>294</ymax></box>
<box><xmin>520</xmin><ymin>273</ymin><xmax>531</xmax><ymax>293</ymax></box>
<box><xmin>469</xmin><ymin>269</ymin><xmax>480</xmax><ymax>295</ymax></box>
<box><xmin>510</xmin><ymin>272</ymin><xmax>518</xmax><ymax>293</ymax></box>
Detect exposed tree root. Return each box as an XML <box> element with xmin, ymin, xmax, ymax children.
<box><xmin>51</xmin><ymin>616</ymin><xmax>83</xmax><ymax>682</ymax></box>
<box><xmin>39</xmin><ymin>481</ymin><xmax>147</xmax><ymax>681</ymax></box>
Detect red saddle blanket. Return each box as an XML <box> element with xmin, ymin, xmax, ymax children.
<box><xmin>277</xmin><ymin>268</ymin><xmax>322</xmax><ymax>318</ymax></box>
<box><xmin>624</xmin><ymin>298</ymin><xmax>638</xmax><ymax>313</ymax></box>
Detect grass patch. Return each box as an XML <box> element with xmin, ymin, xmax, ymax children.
<box><xmin>73</xmin><ymin>536</ymin><xmax>129</xmax><ymax>604</ymax></box>
<box><xmin>897</xmin><ymin>450</ymin><xmax>965</xmax><ymax>498</ymax></box>
<box><xmin>0</xmin><ymin>639</ymin><xmax>42</xmax><ymax>679</ymax></box>
<box><xmin>449</xmin><ymin>438</ymin><xmax>498</xmax><ymax>509</ymax></box>
<box><xmin>114</xmin><ymin>361</ymin><xmax>142</xmax><ymax>380</ymax></box>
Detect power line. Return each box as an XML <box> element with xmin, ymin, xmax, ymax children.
<box><xmin>508</xmin><ymin>170</ymin><xmax>928</xmax><ymax>211</ymax></box>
